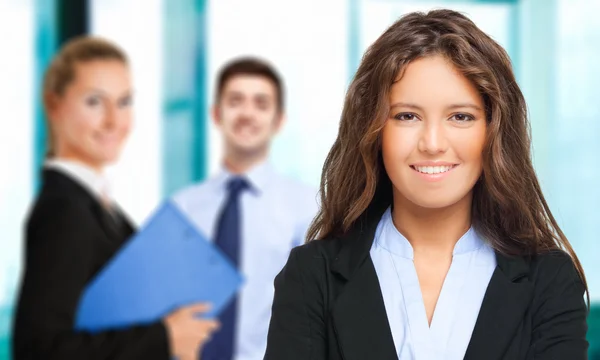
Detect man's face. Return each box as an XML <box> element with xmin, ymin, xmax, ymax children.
<box><xmin>214</xmin><ymin>75</ymin><xmax>283</xmax><ymax>156</ymax></box>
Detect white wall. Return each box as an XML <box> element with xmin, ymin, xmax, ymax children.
<box><xmin>0</xmin><ymin>0</ymin><xmax>34</xmax><ymax>305</ymax></box>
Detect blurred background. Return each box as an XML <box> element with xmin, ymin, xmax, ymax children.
<box><xmin>0</xmin><ymin>0</ymin><xmax>599</xmax><ymax>358</ymax></box>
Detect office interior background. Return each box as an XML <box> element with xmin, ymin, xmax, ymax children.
<box><xmin>0</xmin><ymin>0</ymin><xmax>599</xmax><ymax>358</ymax></box>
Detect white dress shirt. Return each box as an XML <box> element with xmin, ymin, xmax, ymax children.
<box><xmin>370</xmin><ymin>207</ymin><xmax>496</xmax><ymax>360</ymax></box>
<box><xmin>172</xmin><ymin>161</ymin><xmax>319</xmax><ymax>360</ymax></box>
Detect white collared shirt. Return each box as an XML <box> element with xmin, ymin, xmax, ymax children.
<box><xmin>172</xmin><ymin>161</ymin><xmax>319</xmax><ymax>360</ymax></box>
<box><xmin>44</xmin><ymin>158</ymin><xmax>113</xmax><ymax>203</ymax></box>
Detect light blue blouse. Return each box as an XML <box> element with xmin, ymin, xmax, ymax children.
<box><xmin>370</xmin><ymin>208</ymin><xmax>497</xmax><ymax>359</ymax></box>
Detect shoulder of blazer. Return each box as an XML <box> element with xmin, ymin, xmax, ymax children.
<box><xmin>39</xmin><ymin>169</ymin><xmax>96</xmax><ymax>200</ymax></box>
<box><xmin>27</xmin><ymin>170</ymin><xmax>99</xmax><ymax>231</ymax></box>
<box><xmin>494</xmin><ymin>249</ymin><xmax>581</xmax><ymax>288</ymax></box>
<box><xmin>529</xmin><ymin>249</ymin><xmax>577</xmax><ymax>276</ymax></box>
<box><xmin>528</xmin><ymin>249</ymin><xmax>583</xmax><ymax>293</ymax></box>
<box><xmin>282</xmin><ymin>238</ymin><xmax>349</xmax><ymax>302</ymax></box>
<box><xmin>491</xmin><ymin>249</ymin><xmax>584</xmax><ymax>314</ymax></box>
<box><xmin>27</xmin><ymin>193</ymin><xmax>94</xmax><ymax>234</ymax></box>
<box><xmin>289</xmin><ymin>238</ymin><xmax>341</xmax><ymax>275</ymax></box>
<box><xmin>297</xmin><ymin>198</ymin><xmax>391</xmax><ymax>282</ymax></box>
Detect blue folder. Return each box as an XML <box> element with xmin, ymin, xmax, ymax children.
<box><xmin>75</xmin><ymin>201</ymin><xmax>244</xmax><ymax>332</ymax></box>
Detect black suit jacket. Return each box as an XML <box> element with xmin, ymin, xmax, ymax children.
<box><xmin>12</xmin><ymin>169</ymin><xmax>170</xmax><ymax>360</ymax></box>
<box><xmin>264</xmin><ymin>203</ymin><xmax>588</xmax><ymax>360</ymax></box>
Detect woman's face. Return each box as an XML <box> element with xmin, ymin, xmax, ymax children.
<box><xmin>48</xmin><ymin>60</ymin><xmax>132</xmax><ymax>170</ymax></box>
<box><xmin>382</xmin><ymin>55</ymin><xmax>487</xmax><ymax>210</ymax></box>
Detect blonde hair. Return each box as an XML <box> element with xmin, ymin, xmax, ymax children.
<box><xmin>43</xmin><ymin>36</ymin><xmax>129</xmax><ymax>158</ymax></box>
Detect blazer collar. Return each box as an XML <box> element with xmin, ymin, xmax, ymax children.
<box><xmin>42</xmin><ymin>169</ymin><xmax>134</xmax><ymax>243</ymax></box>
<box><xmin>464</xmin><ymin>252</ymin><xmax>533</xmax><ymax>359</ymax></box>
<box><xmin>330</xmin><ymin>193</ymin><xmax>532</xmax><ymax>281</ymax></box>
<box><xmin>330</xmin><ymin>196</ymin><xmax>389</xmax><ymax>281</ymax></box>
<box><xmin>329</xmin><ymin>195</ymin><xmax>534</xmax><ymax>360</ymax></box>
<box><xmin>329</xmin><ymin>196</ymin><xmax>398</xmax><ymax>360</ymax></box>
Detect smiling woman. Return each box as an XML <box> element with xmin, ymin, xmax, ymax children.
<box><xmin>264</xmin><ymin>9</ymin><xmax>588</xmax><ymax>360</ymax></box>
<box><xmin>42</xmin><ymin>39</ymin><xmax>133</xmax><ymax>168</ymax></box>
<box><xmin>383</xmin><ymin>56</ymin><xmax>487</xmax><ymax>212</ymax></box>
<box><xmin>12</xmin><ymin>37</ymin><xmax>221</xmax><ymax>360</ymax></box>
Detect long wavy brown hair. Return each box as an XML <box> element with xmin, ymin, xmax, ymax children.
<box><xmin>307</xmin><ymin>9</ymin><xmax>588</xmax><ymax>299</ymax></box>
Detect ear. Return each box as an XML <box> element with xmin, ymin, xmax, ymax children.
<box><xmin>274</xmin><ymin>112</ymin><xmax>286</xmax><ymax>133</ymax></box>
<box><xmin>211</xmin><ymin>104</ymin><xmax>221</xmax><ymax>127</ymax></box>
<box><xmin>44</xmin><ymin>92</ymin><xmax>61</xmax><ymax>123</ymax></box>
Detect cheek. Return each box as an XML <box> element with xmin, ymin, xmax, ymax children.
<box><xmin>219</xmin><ymin>108</ymin><xmax>239</xmax><ymax>128</ymax></box>
<box><xmin>119</xmin><ymin>113</ymin><xmax>133</xmax><ymax>136</ymax></box>
<box><xmin>118</xmin><ymin>122</ymin><xmax>132</xmax><ymax>141</ymax></box>
<box><xmin>261</xmin><ymin>113</ymin><xmax>279</xmax><ymax>132</ymax></box>
<box><xmin>65</xmin><ymin>107</ymin><xmax>102</xmax><ymax>137</ymax></box>
<box><xmin>381</xmin><ymin>123</ymin><xmax>415</xmax><ymax>165</ymax></box>
<box><xmin>454</xmin><ymin>125</ymin><xmax>486</xmax><ymax>165</ymax></box>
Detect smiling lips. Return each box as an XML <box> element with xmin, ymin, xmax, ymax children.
<box><xmin>410</xmin><ymin>163</ymin><xmax>459</xmax><ymax>181</ymax></box>
<box><xmin>95</xmin><ymin>133</ymin><xmax>120</xmax><ymax>144</ymax></box>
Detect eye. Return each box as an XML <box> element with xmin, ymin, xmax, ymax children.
<box><xmin>119</xmin><ymin>96</ymin><xmax>133</xmax><ymax>108</ymax></box>
<box><xmin>85</xmin><ymin>96</ymin><xmax>102</xmax><ymax>107</ymax></box>
<box><xmin>256</xmin><ymin>100</ymin><xmax>270</xmax><ymax>111</ymax></box>
<box><xmin>393</xmin><ymin>113</ymin><xmax>418</xmax><ymax>121</ymax></box>
<box><xmin>227</xmin><ymin>95</ymin><xmax>243</xmax><ymax>106</ymax></box>
<box><xmin>450</xmin><ymin>113</ymin><xmax>475</xmax><ymax>122</ymax></box>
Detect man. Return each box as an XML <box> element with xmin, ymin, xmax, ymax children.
<box><xmin>172</xmin><ymin>57</ymin><xmax>318</xmax><ymax>360</ymax></box>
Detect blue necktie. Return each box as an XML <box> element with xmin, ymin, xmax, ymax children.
<box><xmin>201</xmin><ymin>177</ymin><xmax>249</xmax><ymax>360</ymax></box>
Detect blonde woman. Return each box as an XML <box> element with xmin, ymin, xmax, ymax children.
<box><xmin>13</xmin><ymin>37</ymin><xmax>218</xmax><ymax>360</ymax></box>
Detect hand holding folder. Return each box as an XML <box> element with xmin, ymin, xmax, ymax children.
<box><xmin>75</xmin><ymin>201</ymin><xmax>244</xmax><ymax>332</ymax></box>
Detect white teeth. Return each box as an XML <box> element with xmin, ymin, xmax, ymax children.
<box><xmin>414</xmin><ymin>165</ymin><xmax>454</xmax><ymax>174</ymax></box>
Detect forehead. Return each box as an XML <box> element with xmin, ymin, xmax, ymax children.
<box><xmin>221</xmin><ymin>75</ymin><xmax>277</xmax><ymax>99</ymax></box>
<box><xmin>390</xmin><ymin>56</ymin><xmax>483</xmax><ymax>106</ymax></box>
<box><xmin>68</xmin><ymin>60</ymin><xmax>130</xmax><ymax>92</ymax></box>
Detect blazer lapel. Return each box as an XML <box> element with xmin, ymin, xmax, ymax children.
<box><xmin>464</xmin><ymin>252</ymin><xmax>534</xmax><ymax>360</ymax></box>
<box><xmin>113</xmin><ymin>204</ymin><xmax>136</xmax><ymax>238</ymax></box>
<box><xmin>331</xmin><ymin>257</ymin><xmax>398</xmax><ymax>360</ymax></box>
<box><xmin>90</xmin><ymin>202</ymin><xmax>126</xmax><ymax>243</ymax></box>
<box><xmin>330</xmin><ymin>197</ymin><xmax>397</xmax><ymax>360</ymax></box>
<box><xmin>42</xmin><ymin>169</ymin><xmax>127</xmax><ymax>243</ymax></box>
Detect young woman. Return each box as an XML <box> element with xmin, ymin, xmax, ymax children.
<box><xmin>264</xmin><ymin>9</ymin><xmax>588</xmax><ymax>360</ymax></box>
<box><xmin>13</xmin><ymin>37</ymin><xmax>218</xmax><ymax>360</ymax></box>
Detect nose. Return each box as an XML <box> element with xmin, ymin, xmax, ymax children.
<box><xmin>103</xmin><ymin>104</ymin><xmax>119</xmax><ymax>129</ymax></box>
<box><xmin>417</xmin><ymin>121</ymin><xmax>448</xmax><ymax>155</ymax></box>
<box><xmin>240</xmin><ymin>101</ymin><xmax>257</xmax><ymax>118</ymax></box>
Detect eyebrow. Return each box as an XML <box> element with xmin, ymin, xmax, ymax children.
<box><xmin>254</xmin><ymin>94</ymin><xmax>272</xmax><ymax>102</ymax></box>
<box><xmin>225</xmin><ymin>91</ymin><xmax>273</xmax><ymax>101</ymax></box>
<box><xmin>84</xmin><ymin>88</ymin><xmax>132</xmax><ymax>98</ymax></box>
<box><xmin>390</xmin><ymin>102</ymin><xmax>483</xmax><ymax>112</ymax></box>
<box><xmin>223</xmin><ymin>90</ymin><xmax>272</xmax><ymax>103</ymax></box>
<box><xmin>225</xmin><ymin>91</ymin><xmax>243</xmax><ymax>98</ymax></box>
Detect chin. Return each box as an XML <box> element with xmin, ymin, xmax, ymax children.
<box><xmin>101</xmin><ymin>157</ymin><xmax>119</xmax><ymax>165</ymax></box>
<box><xmin>92</xmin><ymin>152</ymin><xmax>120</xmax><ymax>167</ymax></box>
<box><xmin>403</xmin><ymin>191</ymin><xmax>471</xmax><ymax>210</ymax></box>
<box><xmin>233</xmin><ymin>141</ymin><xmax>267</xmax><ymax>155</ymax></box>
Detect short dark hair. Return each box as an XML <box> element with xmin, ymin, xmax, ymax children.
<box><xmin>215</xmin><ymin>57</ymin><xmax>284</xmax><ymax>111</ymax></box>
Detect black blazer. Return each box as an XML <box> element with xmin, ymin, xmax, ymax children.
<box><xmin>264</xmin><ymin>203</ymin><xmax>588</xmax><ymax>360</ymax></box>
<box><xmin>12</xmin><ymin>169</ymin><xmax>170</xmax><ymax>360</ymax></box>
